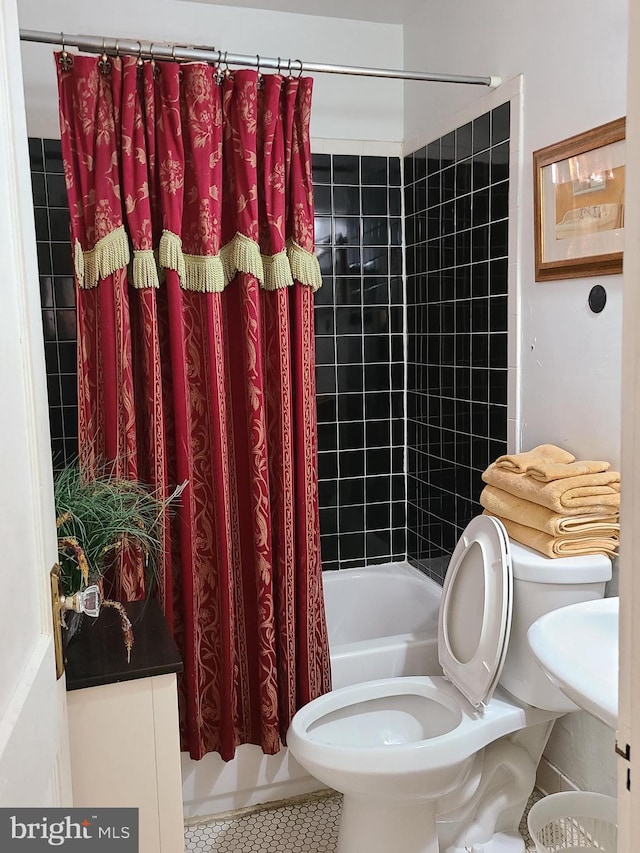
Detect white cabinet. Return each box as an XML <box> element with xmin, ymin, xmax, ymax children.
<box><xmin>65</xmin><ymin>601</ymin><xmax>184</xmax><ymax>852</ymax></box>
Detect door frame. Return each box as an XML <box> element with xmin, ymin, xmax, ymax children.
<box><xmin>0</xmin><ymin>0</ymin><xmax>72</xmax><ymax>806</ymax></box>
<box><xmin>618</xmin><ymin>0</ymin><xmax>640</xmax><ymax>841</ymax></box>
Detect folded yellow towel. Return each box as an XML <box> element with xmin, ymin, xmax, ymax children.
<box><xmin>526</xmin><ymin>459</ymin><xmax>611</xmax><ymax>482</ymax></box>
<box><xmin>483</xmin><ymin>511</ymin><xmax>618</xmax><ymax>559</ymax></box>
<box><xmin>495</xmin><ymin>444</ymin><xmax>575</xmax><ymax>473</ymax></box>
<box><xmin>482</xmin><ymin>463</ymin><xmax>620</xmax><ymax>512</ymax></box>
<box><xmin>480</xmin><ymin>485</ymin><xmax>620</xmax><ymax>535</ymax></box>
<box><xmin>496</xmin><ymin>444</ymin><xmax>610</xmax><ymax>482</ymax></box>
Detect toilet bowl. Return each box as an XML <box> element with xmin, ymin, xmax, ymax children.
<box><xmin>289</xmin><ymin>676</ymin><xmax>556</xmax><ymax>802</ymax></box>
<box><xmin>287</xmin><ymin>516</ymin><xmax>612</xmax><ymax>853</ymax></box>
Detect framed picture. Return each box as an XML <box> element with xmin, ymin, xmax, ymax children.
<box><xmin>533</xmin><ymin>117</ymin><xmax>625</xmax><ymax>281</ymax></box>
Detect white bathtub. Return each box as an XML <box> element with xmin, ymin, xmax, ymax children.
<box><xmin>182</xmin><ymin>561</ymin><xmax>443</xmax><ymax>818</ymax></box>
<box><xmin>324</xmin><ymin>562</ymin><xmax>442</xmax><ymax>689</ymax></box>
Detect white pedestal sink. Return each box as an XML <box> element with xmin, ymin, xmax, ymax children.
<box><xmin>527</xmin><ymin>597</ymin><xmax>618</xmax><ymax>728</ymax></box>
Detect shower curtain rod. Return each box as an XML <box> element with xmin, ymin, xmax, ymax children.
<box><xmin>19</xmin><ymin>29</ymin><xmax>501</xmax><ymax>88</ymax></box>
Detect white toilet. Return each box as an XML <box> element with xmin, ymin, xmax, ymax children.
<box><xmin>287</xmin><ymin>516</ymin><xmax>612</xmax><ymax>853</ymax></box>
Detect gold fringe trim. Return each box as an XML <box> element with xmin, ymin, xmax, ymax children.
<box><xmin>74</xmin><ymin>227</ymin><xmax>131</xmax><ymax>289</ymax></box>
<box><xmin>131</xmin><ymin>249</ymin><xmax>160</xmax><ymax>289</ymax></box>
<box><xmin>159</xmin><ymin>230</ymin><xmax>186</xmax><ymax>283</ymax></box>
<box><xmin>74</xmin><ymin>240</ymin><xmax>84</xmax><ymax>283</ymax></box>
<box><xmin>220</xmin><ymin>232</ymin><xmax>264</xmax><ymax>285</ymax></box>
<box><xmin>150</xmin><ymin>230</ymin><xmax>322</xmax><ymax>293</ymax></box>
<box><xmin>183</xmin><ymin>253</ymin><xmax>226</xmax><ymax>293</ymax></box>
<box><xmin>261</xmin><ymin>249</ymin><xmax>294</xmax><ymax>290</ymax></box>
<box><xmin>287</xmin><ymin>239</ymin><xmax>323</xmax><ymax>292</ymax></box>
<box><xmin>157</xmin><ymin>251</ymin><xmax>167</xmax><ymax>285</ymax></box>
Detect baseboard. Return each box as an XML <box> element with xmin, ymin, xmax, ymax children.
<box><xmin>536</xmin><ymin>756</ymin><xmax>580</xmax><ymax>795</ymax></box>
<box><xmin>184</xmin><ymin>787</ymin><xmax>336</xmax><ymax>826</ymax></box>
<box><xmin>182</xmin><ymin>776</ymin><xmax>325</xmax><ymax>821</ymax></box>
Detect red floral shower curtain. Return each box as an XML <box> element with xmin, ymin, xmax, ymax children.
<box><xmin>56</xmin><ymin>53</ymin><xmax>331</xmax><ymax>761</ymax></box>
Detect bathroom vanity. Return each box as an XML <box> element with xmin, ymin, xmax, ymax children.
<box><xmin>64</xmin><ymin>599</ymin><xmax>184</xmax><ymax>853</ymax></box>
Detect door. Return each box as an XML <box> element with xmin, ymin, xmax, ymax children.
<box><xmin>0</xmin><ymin>0</ymin><xmax>72</xmax><ymax>806</ymax></box>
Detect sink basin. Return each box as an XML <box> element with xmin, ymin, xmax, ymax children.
<box><xmin>527</xmin><ymin>597</ymin><xmax>618</xmax><ymax>728</ymax></box>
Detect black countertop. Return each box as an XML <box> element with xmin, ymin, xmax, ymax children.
<box><xmin>65</xmin><ymin>597</ymin><xmax>183</xmax><ymax>691</ymax></box>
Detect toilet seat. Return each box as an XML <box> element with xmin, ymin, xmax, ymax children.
<box><xmin>438</xmin><ymin>515</ymin><xmax>512</xmax><ymax>710</ymax></box>
<box><xmin>288</xmin><ymin>675</ymin><xmax>555</xmax><ymax>779</ymax></box>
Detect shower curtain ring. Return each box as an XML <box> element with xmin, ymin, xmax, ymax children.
<box><xmin>222</xmin><ymin>50</ymin><xmax>231</xmax><ymax>78</ymax></box>
<box><xmin>294</xmin><ymin>59</ymin><xmax>303</xmax><ymax>78</ymax></box>
<box><xmin>214</xmin><ymin>49</ymin><xmax>224</xmax><ymax>84</ymax></box>
<box><xmin>136</xmin><ymin>40</ymin><xmax>144</xmax><ymax>69</ymax></box>
<box><xmin>286</xmin><ymin>57</ymin><xmax>292</xmax><ymax>77</ymax></box>
<box><xmin>256</xmin><ymin>54</ymin><xmax>264</xmax><ymax>88</ymax></box>
<box><xmin>98</xmin><ymin>37</ymin><xmax>111</xmax><ymax>74</ymax></box>
<box><xmin>172</xmin><ymin>44</ymin><xmax>183</xmax><ymax>78</ymax></box>
<box><xmin>276</xmin><ymin>56</ymin><xmax>281</xmax><ymax>75</ymax></box>
<box><xmin>114</xmin><ymin>40</ymin><xmax>120</xmax><ymax>59</ymax></box>
<box><xmin>150</xmin><ymin>42</ymin><xmax>160</xmax><ymax>78</ymax></box>
<box><xmin>59</xmin><ymin>32</ymin><xmax>73</xmax><ymax>71</ymax></box>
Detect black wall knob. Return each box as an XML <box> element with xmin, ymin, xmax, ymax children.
<box><xmin>588</xmin><ymin>284</ymin><xmax>607</xmax><ymax>314</ymax></box>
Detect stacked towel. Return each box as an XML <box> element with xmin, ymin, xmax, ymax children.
<box><xmin>494</xmin><ymin>444</ymin><xmax>575</xmax><ymax>473</ymax></box>
<box><xmin>479</xmin><ymin>485</ymin><xmax>619</xmax><ymax>535</ymax></box>
<box><xmin>482</xmin><ymin>464</ymin><xmax>620</xmax><ymax>512</ymax></box>
<box><xmin>496</xmin><ymin>446</ymin><xmax>611</xmax><ymax>482</ymax></box>
<box><xmin>482</xmin><ymin>512</ymin><xmax>619</xmax><ymax>558</ymax></box>
<box><xmin>481</xmin><ymin>444</ymin><xmax>620</xmax><ymax>558</ymax></box>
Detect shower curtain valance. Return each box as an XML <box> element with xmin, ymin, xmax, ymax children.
<box><xmin>56</xmin><ymin>54</ymin><xmax>322</xmax><ymax>293</ymax></box>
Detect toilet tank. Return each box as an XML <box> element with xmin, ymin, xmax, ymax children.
<box><xmin>499</xmin><ymin>541</ymin><xmax>612</xmax><ymax>711</ymax></box>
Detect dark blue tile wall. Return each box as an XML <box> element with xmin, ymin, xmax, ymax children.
<box><xmin>31</xmin><ymin>139</ymin><xmax>407</xmax><ymax>569</ymax></box>
<box><xmin>313</xmin><ymin>153</ymin><xmax>406</xmax><ymax>570</ymax></box>
<box><xmin>404</xmin><ymin>104</ymin><xmax>510</xmax><ymax>583</ymax></box>
<box><xmin>29</xmin><ymin>137</ymin><xmax>77</xmax><ymax>469</ymax></box>
<box><xmin>32</xmin><ymin>123</ymin><xmax>508</xmax><ymax>581</ymax></box>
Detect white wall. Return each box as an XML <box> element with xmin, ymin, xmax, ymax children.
<box><xmin>18</xmin><ymin>0</ymin><xmax>403</xmax><ymax>149</ymax></box>
<box><xmin>403</xmin><ymin>0</ymin><xmax>627</xmax><ymax>795</ymax></box>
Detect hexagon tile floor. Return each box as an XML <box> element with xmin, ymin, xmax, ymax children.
<box><xmin>184</xmin><ymin>789</ymin><xmax>542</xmax><ymax>852</ymax></box>
<box><xmin>184</xmin><ymin>794</ymin><xmax>341</xmax><ymax>852</ymax></box>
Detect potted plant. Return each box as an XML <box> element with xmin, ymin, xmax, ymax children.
<box><xmin>54</xmin><ymin>461</ymin><xmax>183</xmax><ymax>661</ymax></box>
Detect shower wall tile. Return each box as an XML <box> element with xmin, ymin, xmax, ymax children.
<box><xmin>313</xmin><ymin>153</ymin><xmax>405</xmax><ymax>571</ymax></box>
<box><xmin>30</xmin><ymin>137</ymin><xmax>78</xmax><ymax>469</ymax></box>
<box><xmin>404</xmin><ymin>105</ymin><xmax>510</xmax><ymax>585</ymax></box>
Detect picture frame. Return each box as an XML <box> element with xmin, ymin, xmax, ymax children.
<box><xmin>533</xmin><ymin>117</ymin><xmax>626</xmax><ymax>281</ymax></box>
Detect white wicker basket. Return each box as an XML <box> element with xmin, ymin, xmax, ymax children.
<box><xmin>527</xmin><ymin>792</ymin><xmax>617</xmax><ymax>853</ymax></box>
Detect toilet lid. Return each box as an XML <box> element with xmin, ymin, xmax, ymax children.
<box><xmin>437</xmin><ymin>515</ymin><xmax>513</xmax><ymax>710</ymax></box>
